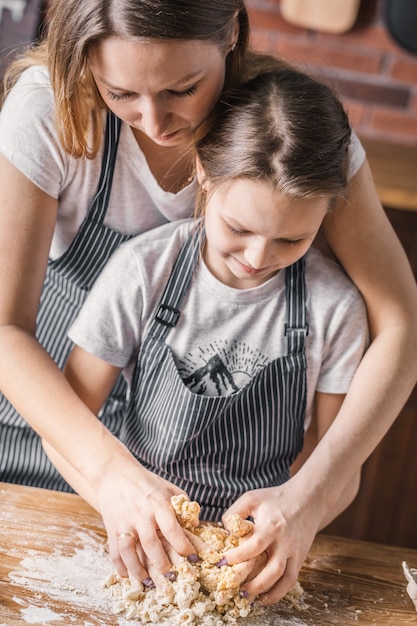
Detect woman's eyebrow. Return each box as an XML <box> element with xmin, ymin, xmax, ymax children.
<box><xmin>94</xmin><ymin>70</ymin><xmax>204</xmax><ymax>92</ymax></box>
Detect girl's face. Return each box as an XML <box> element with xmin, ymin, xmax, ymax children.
<box><xmin>89</xmin><ymin>37</ymin><xmax>229</xmax><ymax>148</ymax></box>
<box><xmin>203</xmin><ymin>178</ymin><xmax>330</xmax><ymax>289</ymax></box>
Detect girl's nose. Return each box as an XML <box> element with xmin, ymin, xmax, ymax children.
<box><xmin>244</xmin><ymin>241</ymin><xmax>271</xmax><ymax>269</ymax></box>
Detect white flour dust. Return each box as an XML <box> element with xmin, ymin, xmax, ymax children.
<box><xmin>8</xmin><ymin>530</ymin><xmax>135</xmax><ymax>625</ymax></box>
<box><xmin>7</xmin><ymin>530</ymin><xmax>310</xmax><ymax>625</ymax></box>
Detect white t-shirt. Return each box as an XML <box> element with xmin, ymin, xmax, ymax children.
<box><xmin>0</xmin><ymin>66</ymin><xmax>196</xmax><ymax>259</ymax></box>
<box><xmin>69</xmin><ymin>220</ymin><xmax>369</xmax><ymax>428</ymax></box>
<box><xmin>0</xmin><ymin>66</ymin><xmax>365</xmax><ymax>260</ymax></box>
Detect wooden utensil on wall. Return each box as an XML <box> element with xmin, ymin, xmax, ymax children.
<box><xmin>281</xmin><ymin>0</ymin><xmax>361</xmax><ymax>34</ymax></box>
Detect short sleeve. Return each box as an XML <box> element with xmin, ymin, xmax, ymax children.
<box><xmin>347</xmin><ymin>129</ymin><xmax>366</xmax><ymax>180</ymax></box>
<box><xmin>0</xmin><ymin>66</ymin><xmax>67</xmax><ymax>198</ymax></box>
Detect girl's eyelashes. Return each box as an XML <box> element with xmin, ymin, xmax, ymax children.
<box><xmin>226</xmin><ymin>222</ymin><xmax>304</xmax><ymax>245</ymax></box>
<box><xmin>226</xmin><ymin>223</ymin><xmax>248</xmax><ymax>237</ymax></box>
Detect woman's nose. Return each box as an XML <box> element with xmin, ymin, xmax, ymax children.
<box><xmin>136</xmin><ymin>97</ymin><xmax>169</xmax><ymax>138</ymax></box>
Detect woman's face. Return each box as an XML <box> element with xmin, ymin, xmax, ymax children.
<box><xmin>89</xmin><ymin>37</ymin><xmax>229</xmax><ymax>148</ymax></box>
<box><xmin>203</xmin><ymin>178</ymin><xmax>330</xmax><ymax>289</ymax></box>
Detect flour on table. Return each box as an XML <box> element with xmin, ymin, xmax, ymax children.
<box><xmin>8</xmin><ymin>505</ymin><xmax>308</xmax><ymax>626</ymax></box>
<box><xmin>8</xmin><ymin>529</ymin><xmax>133</xmax><ymax>625</ymax></box>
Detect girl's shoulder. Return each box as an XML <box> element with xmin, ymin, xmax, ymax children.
<box><xmin>305</xmin><ymin>247</ymin><xmax>366</xmax><ymax>311</ymax></box>
<box><xmin>126</xmin><ymin>219</ymin><xmax>195</xmax><ymax>256</ymax></box>
<box><xmin>113</xmin><ymin>219</ymin><xmax>195</xmax><ymax>281</ymax></box>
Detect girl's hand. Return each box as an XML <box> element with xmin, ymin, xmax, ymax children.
<box><xmin>218</xmin><ymin>484</ymin><xmax>322</xmax><ymax>605</ymax></box>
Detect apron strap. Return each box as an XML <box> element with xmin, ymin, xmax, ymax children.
<box><xmin>285</xmin><ymin>257</ymin><xmax>308</xmax><ymax>355</ymax></box>
<box><xmin>151</xmin><ymin>227</ymin><xmax>307</xmax><ymax>354</ymax></box>
<box><xmin>87</xmin><ymin>112</ymin><xmax>122</xmax><ymax>225</ymax></box>
<box><xmin>150</xmin><ymin>226</ymin><xmax>203</xmax><ymax>340</ymax></box>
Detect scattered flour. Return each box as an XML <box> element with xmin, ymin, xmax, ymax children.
<box><xmin>7</xmin><ymin>525</ymin><xmax>308</xmax><ymax>626</ymax></box>
<box><xmin>20</xmin><ymin>606</ymin><xmax>64</xmax><ymax>624</ymax></box>
<box><xmin>8</xmin><ymin>530</ymin><xmax>134</xmax><ymax>625</ymax></box>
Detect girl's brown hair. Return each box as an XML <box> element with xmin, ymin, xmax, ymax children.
<box><xmin>195</xmin><ymin>67</ymin><xmax>352</xmax><ymax>215</ymax></box>
<box><xmin>3</xmin><ymin>0</ymin><xmax>250</xmax><ymax>158</ymax></box>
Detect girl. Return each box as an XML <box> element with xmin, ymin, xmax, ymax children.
<box><xmin>46</xmin><ymin>67</ymin><xmax>368</xmax><ymax>603</ymax></box>
<box><xmin>0</xmin><ymin>0</ymin><xmax>415</xmax><ymax>604</ymax></box>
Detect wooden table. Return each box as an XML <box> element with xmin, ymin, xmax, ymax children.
<box><xmin>1</xmin><ymin>482</ymin><xmax>417</xmax><ymax>625</ymax></box>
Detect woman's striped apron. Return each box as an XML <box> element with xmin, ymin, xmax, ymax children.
<box><xmin>0</xmin><ymin>112</ymin><xmax>131</xmax><ymax>490</ymax></box>
<box><xmin>121</xmin><ymin>228</ymin><xmax>308</xmax><ymax>521</ymax></box>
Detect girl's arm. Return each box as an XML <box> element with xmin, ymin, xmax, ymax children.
<box><xmin>48</xmin><ymin>344</ymin><xmax>197</xmax><ymax>580</ymax></box>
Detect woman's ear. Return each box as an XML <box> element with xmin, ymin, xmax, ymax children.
<box><xmin>230</xmin><ymin>10</ymin><xmax>240</xmax><ymax>51</ymax></box>
<box><xmin>195</xmin><ymin>157</ymin><xmax>206</xmax><ymax>187</ymax></box>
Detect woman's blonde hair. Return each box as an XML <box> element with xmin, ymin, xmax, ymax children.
<box><xmin>3</xmin><ymin>0</ymin><xmax>250</xmax><ymax>158</ymax></box>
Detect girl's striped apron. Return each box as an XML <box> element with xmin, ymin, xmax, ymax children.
<box><xmin>121</xmin><ymin>228</ymin><xmax>308</xmax><ymax>521</ymax></box>
<box><xmin>0</xmin><ymin>112</ymin><xmax>131</xmax><ymax>490</ymax></box>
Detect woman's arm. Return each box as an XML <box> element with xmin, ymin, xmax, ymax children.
<box><xmin>223</xmin><ymin>161</ymin><xmax>417</xmax><ymax>603</ymax></box>
<box><xmin>0</xmin><ymin>156</ymin><xmax>195</xmax><ymax>579</ymax></box>
<box><xmin>0</xmin><ymin>156</ymin><xmax>113</xmax><ymax>470</ymax></box>
<box><xmin>325</xmin><ymin>158</ymin><xmax>417</xmax><ymax>420</ymax></box>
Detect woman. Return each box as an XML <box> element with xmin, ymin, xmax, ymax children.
<box><xmin>0</xmin><ymin>0</ymin><xmax>416</xmax><ymax>605</ymax></box>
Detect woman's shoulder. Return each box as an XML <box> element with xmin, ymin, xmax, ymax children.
<box><xmin>3</xmin><ymin>65</ymin><xmax>52</xmax><ymax>101</ymax></box>
<box><xmin>1</xmin><ymin>65</ymin><xmax>53</xmax><ymax>122</ymax></box>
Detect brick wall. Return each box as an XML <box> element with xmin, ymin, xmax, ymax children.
<box><xmin>247</xmin><ymin>0</ymin><xmax>417</xmax><ymax>146</ymax></box>
<box><xmin>2</xmin><ymin>1</ymin><xmax>417</xmax><ymax>146</ymax></box>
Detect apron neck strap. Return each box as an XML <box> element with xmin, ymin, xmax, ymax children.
<box><xmin>87</xmin><ymin>112</ymin><xmax>122</xmax><ymax>225</ymax></box>
<box><xmin>151</xmin><ymin>225</ymin><xmax>203</xmax><ymax>340</ymax></box>
<box><xmin>285</xmin><ymin>257</ymin><xmax>308</xmax><ymax>355</ymax></box>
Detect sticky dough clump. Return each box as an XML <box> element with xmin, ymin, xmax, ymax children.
<box><xmin>104</xmin><ymin>495</ymin><xmax>303</xmax><ymax>624</ymax></box>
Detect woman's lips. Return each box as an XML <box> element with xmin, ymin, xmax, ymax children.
<box><xmin>154</xmin><ymin>128</ymin><xmax>183</xmax><ymax>142</ymax></box>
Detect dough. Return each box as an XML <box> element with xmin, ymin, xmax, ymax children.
<box><xmin>104</xmin><ymin>495</ymin><xmax>304</xmax><ymax>624</ymax></box>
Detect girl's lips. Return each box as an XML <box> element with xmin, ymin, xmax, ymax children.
<box><xmin>232</xmin><ymin>256</ymin><xmax>269</xmax><ymax>274</ymax></box>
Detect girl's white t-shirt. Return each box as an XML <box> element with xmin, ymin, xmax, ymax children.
<box><xmin>68</xmin><ymin>220</ymin><xmax>369</xmax><ymax>429</ymax></box>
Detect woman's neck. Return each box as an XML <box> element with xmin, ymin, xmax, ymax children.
<box><xmin>132</xmin><ymin>127</ymin><xmax>195</xmax><ymax>193</ymax></box>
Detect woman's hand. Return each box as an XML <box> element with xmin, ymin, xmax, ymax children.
<box><xmin>43</xmin><ymin>437</ymin><xmax>197</xmax><ymax>584</ymax></box>
<box><xmin>100</xmin><ymin>464</ymin><xmax>197</xmax><ymax>583</ymax></box>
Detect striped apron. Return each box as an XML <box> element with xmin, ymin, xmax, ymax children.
<box><xmin>121</xmin><ymin>229</ymin><xmax>308</xmax><ymax>521</ymax></box>
<box><xmin>0</xmin><ymin>112</ymin><xmax>131</xmax><ymax>490</ymax></box>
